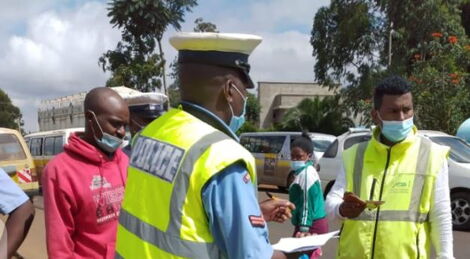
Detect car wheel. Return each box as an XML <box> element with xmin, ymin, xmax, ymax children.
<box><xmin>451</xmin><ymin>191</ymin><xmax>470</xmax><ymax>231</ymax></box>
<box><xmin>323</xmin><ymin>180</ymin><xmax>335</xmax><ymax>199</ymax></box>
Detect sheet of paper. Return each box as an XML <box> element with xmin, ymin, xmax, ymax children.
<box><xmin>272</xmin><ymin>230</ymin><xmax>340</xmax><ymax>253</ymax></box>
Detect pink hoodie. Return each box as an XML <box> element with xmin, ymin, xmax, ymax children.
<box><xmin>43</xmin><ymin>133</ymin><xmax>128</xmax><ymax>259</ymax></box>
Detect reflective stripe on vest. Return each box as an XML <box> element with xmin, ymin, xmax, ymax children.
<box><xmin>351</xmin><ymin>137</ymin><xmax>431</xmax><ymax>223</ymax></box>
<box><xmin>118</xmin><ymin>131</ymin><xmax>229</xmax><ymax>258</ymax></box>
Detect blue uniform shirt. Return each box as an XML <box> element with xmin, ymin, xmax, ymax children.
<box><xmin>182</xmin><ymin>101</ymin><xmax>273</xmax><ymax>258</ymax></box>
<box><xmin>202</xmin><ymin>163</ymin><xmax>273</xmax><ymax>259</ymax></box>
<box><xmin>0</xmin><ymin>168</ymin><xmax>29</xmax><ymax>214</ymax></box>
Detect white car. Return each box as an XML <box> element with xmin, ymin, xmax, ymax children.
<box><xmin>318</xmin><ymin>128</ymin><xmax>470</xmax><ymax>231</ymax></box>
<box><xmin>318</xmin><ymin>128</ymin><xmax>372</xmax><ymax>194</ymax></box>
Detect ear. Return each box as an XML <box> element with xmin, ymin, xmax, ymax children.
<box><xmin>371</xmin><ymin>109</ymin><xmax>380</xmax><ymax>126</ymax></box>
<box><xmin>223</xmin><ymin>79</ymin><xmax>234</xmax><ymax>103</ymax></box>
<box><xmin>85</xmin><ymin>110</ymin><xmax>93</xmax><ymax>123</ymax></box>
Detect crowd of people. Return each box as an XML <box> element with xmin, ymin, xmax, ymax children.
<box><xmin>0</xmin><ymin>32</ymin><xmax>454</xmax><ymax>259</ymax></box>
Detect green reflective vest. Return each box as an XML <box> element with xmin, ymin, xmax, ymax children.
<box><xmin>337</xmin><ymin>127</ymin><xmax>449</xmax><ymax>259</ymax></box>
<box><xmin>116</xmin><ymin>108</ymin><xmax>257</xmax><ymax>258</ymax></box>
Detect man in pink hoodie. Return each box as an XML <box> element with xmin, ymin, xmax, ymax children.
<box><xmin>43</xmin><ymin>87</ymin><xmax>129</xmax><ymax>258</ymax></box>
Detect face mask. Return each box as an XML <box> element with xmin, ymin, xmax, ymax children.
<box><xmin>228</xmin><ymin>84</ymin><xmax>247</xmax><ymax>133</ymax></box>
<box><xmin>290</xmin><ymin>160</ymin><xmax>306</xmax><ymax>171</ymax></box>
<box><xmin>90</xmin><ymin>111</ymin><xmax>123</xmax><ymax>153</ymax></box>
<box><xmin>378</xmin><ymin>113</ymin><xmax>414</xmax><ymax>142</ymax></box>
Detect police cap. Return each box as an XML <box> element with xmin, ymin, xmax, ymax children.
<box><xmin>169</xmin><ymin>32</ymin><xmax>262</xmax><ymax>88</ymax></box>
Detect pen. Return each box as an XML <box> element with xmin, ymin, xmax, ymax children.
<box><xmin>266</xmin><ymin>191</ymin><xmax>277</xmax><ymax>200</ymax></box>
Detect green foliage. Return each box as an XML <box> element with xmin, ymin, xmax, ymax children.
<box><xmin>311</xmin><ymin>0</ymin><xmax>470</xmax><ymax>131</ymax></box>
<box><xmin>193</xmin><ymin>17</ymin><xmax>219</xmax><ymax>33</ymax></box>
<box><xmin>0</xmin><ymin>89</ymin><xmax>23</xmax><ymax>131</ymax></box>
<box><xmin>246</xmin><ymin>93</ymin><xmax>260</xmax><ymax>123</ymax></box>
<box><xmin>411</xmin><ymin>32</ymin><xmax>470</xmax><ymax>134</ymax></box>
<box><xmin>168</xmin><ymin>83</ymin><xmax>181</xmax><ymax>108</ymax></box>
<box><xmin>278</xmin><ymin>97</ymin><xmax>354</xmax><ymax>136</ymax></box>
<box><xmin>236</xmin><ymin>121</ymin><xmax>259</xmax><ymax>135</ymax></box>
<box><xmin>100</xmin><ymin>0</ymin><xmax>197</xmax><ymax>93</ymax></box>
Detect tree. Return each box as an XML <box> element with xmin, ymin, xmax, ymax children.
<box><xmin>236</xmin><ymin>93</ymin><xmax>261</xmax><ymax>134</ymax></box>
<box><xmin>411</xmin><ymin>32</ymin><xmax>470</xmax><ymax>134</ymax></box>
<box><xmin>100</xmin><ymin>0</ymin><xmax>197</xmax><ymax>94</ymax></box>
<box><xmin>278</xmin><ymin>96</ymin><xmax>354</xmax><ymax>136</ymax></box>
<box><xmin>245</xmin><ymin>93</ymin><xmax>260</xmax><ymax>124</ymax></box>
<box><xmin>0</xmin><ymin>89</ymin><xmax>23</xmax><ymax>131</ymax></box>
<box><xmin>311</xmin><ymin>0</ymin><xmax>470</xmax><ymax>130</ymax></box>
<box><xmin>193</xmin><ymin>17</ymin><xmax>219</xmax><ymax>33</ymax></box>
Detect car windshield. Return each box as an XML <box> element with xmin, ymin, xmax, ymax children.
<box><xmin>430</xmin><ymin>136</ymin><xmax>470</xmax><ymax>163</ymax></box>
<box><xmin>312</xmin><ymin>139</ymin><xmax>333</xmax><ymax>152</ymax></box>
<box><xmin>0</xmin><ymin>133</ymin><xmax>27</xmax><ymax>161</ymax></box>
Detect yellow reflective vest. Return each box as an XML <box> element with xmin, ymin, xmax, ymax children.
<box><xmin>337</xmin><ymin>127</ymin><xmax>449</xmax><ymax>259</ymax></box>
<box><xmin>116</xmin><ymin>108</ymin><xmax>257</xmax><ymax>258</ymax></box>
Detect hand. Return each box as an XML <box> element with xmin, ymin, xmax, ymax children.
<box><xmin>259</xmin><ymin>198</ymin><xmax>295</xmax><ymax>223</ymax></box>
<box><xmin>339</xmin><ymin>192</ymin><xmax>367</xmax><ymax>218</ymax></box>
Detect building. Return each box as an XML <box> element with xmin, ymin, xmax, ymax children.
<box><xmin>38</xmin><ymin>86</ymin><xmax>167</xmax><ymax>131</ymax></box>
<box><xmin>258</xmin><ymin>82</ymin><xmax>336</xmax><ymax>129</ymax></box>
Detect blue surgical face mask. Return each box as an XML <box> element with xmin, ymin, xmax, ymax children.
<box><xmin>228</xmin><ymin>84</ymin><xmax>247</xmax><ymax>133</ymax></box>
<box><xmin>90</xmin><ymin>111</ymin><xmax>123</xmax><ymax>153</ymax></box>
<box><xmin>378</xmin><ymin>113</ymin><xmax>414</xmax><ymax>143</ymax></box>
<box><xmin>290</xmin><ymin>160</ymin><xmax>306</xmax><ymax>171</ymax></box>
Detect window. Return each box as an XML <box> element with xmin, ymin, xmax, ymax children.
<box><xmin>312</xmin><ymin>139</ymin><xmax>334</xmax><ymax>153</ymax></box>
<box><xmin>30</xmin><ymin>138</ymin><xmax>43</xmax><ymax>156</ymax></box>
<box><xmin>344</xmin><ymin>135</ymin><xmax>371</xmax><ymax>150</ymax></box>
<box><xmin>240</xmin><ymin>135</ymin><xmax>286</xmax><ymax>154</ymax></box>
<box><xmin>323</xmin><ymin>139</ymin><xmax>338</xmax><ymax>158</ymax></box>
<box><xmin>0</xmin><ymin>133</ymin><xmax>26</xmax><ymax>161</ymax></box>
<box><xmin>53</xmin><ymin>136</ymin><xmax>64</xmax><ymax>155</ymax></box>
<box><xmin>430</xmin><ymin>136</ymin><xmax>470</xmax><ymax>163</ymax></box>
<box><xmin>44</xmin><ymin>137</ymin><xmax>55</xmax><ymax>156</ymax></box>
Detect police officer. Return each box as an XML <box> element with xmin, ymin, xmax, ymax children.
<box><xmin>116</xmin><ymin>32</ymin><xmax>295</xmax><ymax>259</ymax></box>
<box><xmin>123</xmin><ymin>93</ymin><xmax>168</xmax><ymax>156</ymax></box>
<box><xmin>326</xmin><ymin>76</ymin><xmax>453</xmax><ymax>258</ymax></box>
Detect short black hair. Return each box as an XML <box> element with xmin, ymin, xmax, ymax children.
<box><xmin>374</xmin><ymin>75</ymin><xmax>412</xmax><ymax>109</ymax></box>
<box><xmin>291</xmin><ymin>131</ymin><xmax>314</xmax><ymax>154</ymax></box>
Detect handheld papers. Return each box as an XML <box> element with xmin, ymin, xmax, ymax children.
<box><xmin>272</xmin><ymin>230</ymin><xmax>340</xmax><ymax>253</ymax></box>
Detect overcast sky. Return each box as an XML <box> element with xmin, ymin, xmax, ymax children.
<box><xmin>0</xmin><ymin>0</ymin><xmax>330</xmax><ymax>132</ymax></box>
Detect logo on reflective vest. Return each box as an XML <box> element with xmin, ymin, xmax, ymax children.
<box><xmin>390</xmin><ymin>180</ymin><xmax>411</xmax><ymax>194</ymax></box>
<box><xmin>130</xmin><ymin>136</ymin><xmax>185</xmax><ymax>183</ymax></box>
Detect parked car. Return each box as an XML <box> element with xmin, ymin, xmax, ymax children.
<box><xmin>0</xmin><ymin>127</ymin><xmax>39</xmax><ymax>196</ymax></box>
<box><xmin>24</xmin><ymin>127</ymin><xmax>83</xmax><ymax>188</ymax></box>
<box><xmin>240</xmin><ymin>131</ymin><xmax>336</xmax><ymax>190</ymax></box>
<box><xmin>318</xmin><ymin>128</ymin><xmax>372</xmax><ymax>194</ymax></box>
<box><xmin>318</xmin><ymin>128</ymin><xmax>470</xmax><ymax>230</ymax></box>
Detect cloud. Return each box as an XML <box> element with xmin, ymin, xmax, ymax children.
<box><xmin>0</xmin><ymin>1</ymin><xmax>120</xmax><ymax>132</ymax></box>
<box><xmin>0</xmin><ymin>0</ymin><xmax>330</xmax><ymax>132</ymax></box>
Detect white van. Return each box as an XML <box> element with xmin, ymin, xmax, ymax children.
<box><xmin>318</xmin><ymin>128</ymin><xmax>470</xmax><ymax>230</ymax></box>
<box><xmin>240</xmin><ymin>132</ymin><xmax>336</xmax><ymax>190</ymax></box>
<box><xmin>24</xmin><ymin>127</ymin><xmax>83</xmax><ymax>188</ymax></box>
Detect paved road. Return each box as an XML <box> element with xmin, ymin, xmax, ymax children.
<box><xmin>3</xmin><ymin>194</ymin><xmax>470</xmax><ymax>258</ymax></box>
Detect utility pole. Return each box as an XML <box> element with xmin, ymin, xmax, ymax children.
<box><xmin>388</xmin><ymin>22</ymin><xmax>394</xmax><ymax>67</ymax></box>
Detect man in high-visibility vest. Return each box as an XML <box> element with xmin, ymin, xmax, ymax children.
<box><xmin>116</xmin><ymin>32</ymin><xmax>295</xmax><ymax>259</ymax></box>
<box><xmin>326</xmin><ymin>76</ymin><xmax>454</xmax><ymax>259</ymax></box>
